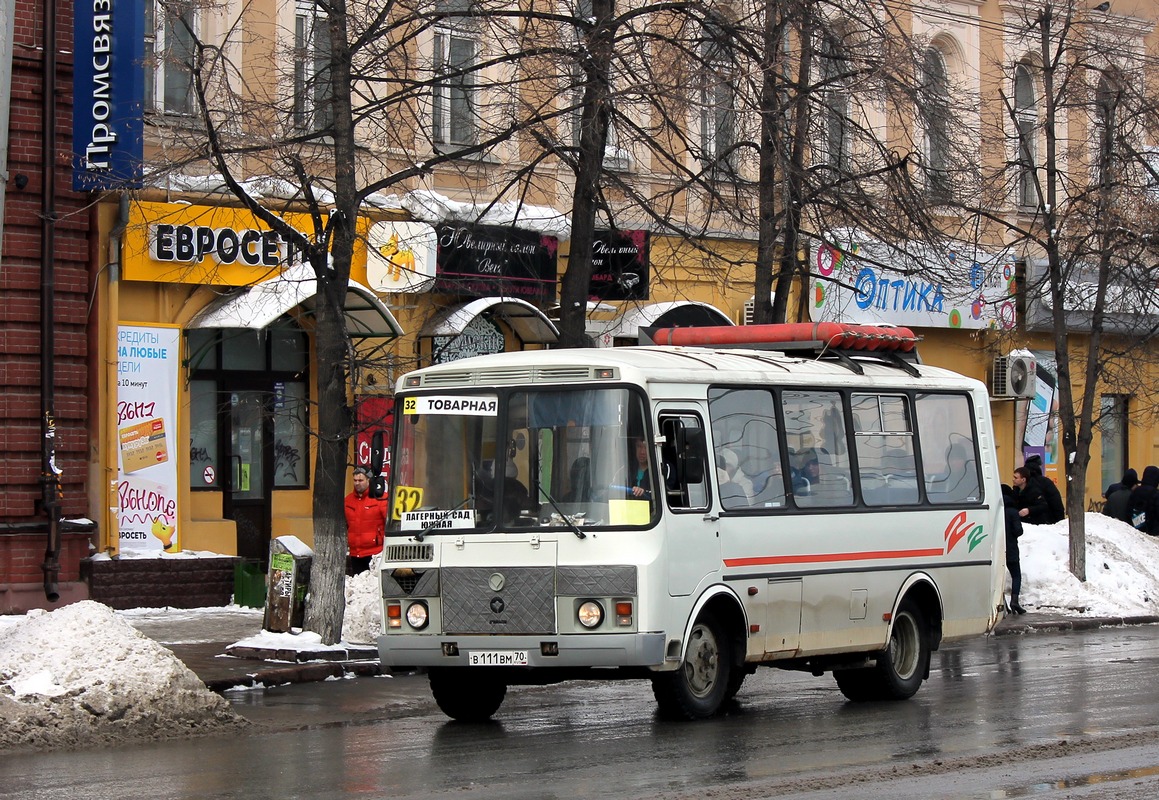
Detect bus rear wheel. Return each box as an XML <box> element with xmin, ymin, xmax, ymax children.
<box><xmin>835</xmin><ymin>599</ymin><xmax>928</xmax><ymax>702</ymax></box>
<box><xmin>652</xmin><ymin>612</ymin><xmax>732</xmax><ymax>719</ymax></box>
<box><xmin>429</xmin><ymin>668</ymin><xmax>507</xmax><ymax>721</ymax></box>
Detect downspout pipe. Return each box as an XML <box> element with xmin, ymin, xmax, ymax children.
<box><xmin>40</xmin><ymin>0</ymin><xmax>60</xmax><ymax>602</ymax></box>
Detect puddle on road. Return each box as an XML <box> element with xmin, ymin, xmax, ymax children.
<box><xmin>988</xmin><ymin>763</ymin><xmax>1159</xmax><ymax>797</ymax></box>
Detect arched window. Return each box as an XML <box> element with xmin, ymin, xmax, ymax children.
<box><xmin>1014</xmin><ymin>63</ymin><xmax>1038</xmax><ymax>207</ymax></box>
<box><xmin>820</xmin><ymin>33</ymin><xmax>850</xmax><ymax>172</ymax></box>
<box><xmin>919</xmin><ymin>48</ymin><xmax>952</xmax><ymax>202</ymax></box>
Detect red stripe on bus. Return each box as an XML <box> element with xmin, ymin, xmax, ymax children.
<box><xmin>723</xmin><ymin>548</ymin><xmax>945</xmax><ymax>567</ymax></box>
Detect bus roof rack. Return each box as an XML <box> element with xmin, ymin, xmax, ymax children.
<box><xmin>638</xmin><ymin>323</ymin><xmax>924</xmax><ymax>377</ymax></box>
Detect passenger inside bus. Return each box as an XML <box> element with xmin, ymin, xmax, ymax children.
<box><xmin>749</xmin><ymin>457</ymin><xmax>787</xmax><ymax>507</ymax></box>
<box><xmin>935</xmin><ymin>442</ymin><xmax>979</xmax><ymax>502</ymax></box>
<box><xmin>716</xmin><ymin>448</ymin><xmax>754</xmax><ymax>508</ymax></box>
<box><xmin>794</xmin><ymin>457</ymin><xmax>820</xmax><ymax>495</ymax></box>
<box><xmin>628</xmin><ymin>437</ymin><xmax>653</xmax><ymax>498</ymax></box>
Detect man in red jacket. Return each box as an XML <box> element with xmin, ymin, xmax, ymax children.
<box><xmin>345</xmin><ymin>466</ymin><xmax>386</xmax><ymax>575</ymax></box>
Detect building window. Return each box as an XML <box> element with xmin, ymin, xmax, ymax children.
<box><xmin>1014</xmin><ymin>63</ymin><xmax>1038</xmax><ymax>208</ymax></box>
<box><xmin>145</xmin><ymin>0</ymin><xmax>197</xmax><ymax>115</ymax></box>
<box><xmin>700</xmin><ymin>15</ymin><xmax>737</xmax><ymax>174</ymax></box>
<box><xmin>1100</xmin><ymin>394</ymin><xmax>1128</xmax><ymax>496</ymax></box>
<box><xmin>433</xmin><ymin>23</ymin><xmax>478</xmax><ymax>146</ymax></box>
<box><xmin>1094</xmin><ymin>76</ymin><xmax>1117</xmax><ymax>188</ymax></box>
<box><xmin>819</xmin><ymin>33</ymin><xmax>850</xmax><ymax>173</ymax></box>
<box><xmin>568</xmin><ymin>0</ymin><xmax>630</xmax><ymax>171</ymax></box>
<box><xmin>919</xmin><ymin>48</ymin><xmax>952</xmax><ymax>202</ymax></box>
<box><xmin>294</xmin><ymin>2</ymin><xmax>333</xmax><ymax>133</ymax></box>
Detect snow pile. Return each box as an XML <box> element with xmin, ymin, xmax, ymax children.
<box><xmin>1019</xmin><ymin>513</ymin><xmax>1159</xmax><ymax>616</ymax></box>
<box><xmin>0</xmin><ymin>601</ymin><xmax>245</xmax><ymax>752</ymax></box>
<box><xmin>342</xmin><ymin>557</ymin><xmax>383</xmax><ymax>645</ymax></box>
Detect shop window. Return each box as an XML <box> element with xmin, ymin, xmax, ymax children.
<box><xmin>274</xmin><ymin>381</ymin><xmax>309</xmax><ymax>487</ymax></box>
<box><xmin>189</xmin><ymin>379</ymin><xmax>220</xmax><ymax>488</ymax></box>
<box><xmin>271</xmin><ymin>322</ymin><xmax>309</xmax><ymax>372</ymax></box>
<box><xmin>222</xmin><ymin>330</ymin><xmax>266</xmax><ymax>371</ymax></box>
<box><xmin>1100</xmin><ymin>395</ymin><xmax>1128</xmax><ymax>495</ymax></box>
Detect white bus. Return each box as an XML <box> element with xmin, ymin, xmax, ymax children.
<box><xmin>378</xmin><ymin>324</ymin><xmax>1005</xmax><ymax>721</ymax></box>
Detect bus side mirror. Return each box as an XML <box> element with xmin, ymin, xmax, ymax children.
<box><xmin>370</xmin><ymin>431</ymin><xmax>387</xmax><ymax>498</ymax></box>
<box><xmin>370</xmin><ymin>431</ymin><xmax>385</xmax><ymax>475</ymax></box>
<box><xmin>682</xmin><ymin>453</ymin><xmax>704</xmax><ymax>484</ymax></box>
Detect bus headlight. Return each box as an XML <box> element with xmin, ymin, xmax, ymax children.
<box><xmin>577</xmin><ymin>600</ymin><xmax>604</xmax><ymax>629</ymax></box>
<box><xmin>405</xmin><ymin>602</ymin><xmax>429</xmax><ymax>630</ymax></box>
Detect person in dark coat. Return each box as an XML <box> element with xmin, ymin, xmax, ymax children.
<box><xmin>1105</xmin><ymin>468</ymin><xmax>1139</xmax><ymax>500</ymax></box>
<box><xmin>1129</xmin><ymin>466</ymin><xmax>1159</xmax><ymax>535</ymax></box>
<box><xmin>1024</xmin><ymin>454</ymin><xmax>1065</xmax><ymax>523</ymax></box>
<box><xmin>1002</xmin><ymin>482</ymin><xmax>1026</xmax><ymax>614</ymax></box>
<box><xmin>1103</xmin><ymin>468</ymin><xmax>1138</xmax><ymax>525</ymax></box>
<box><xmin>1012</xmin><ymin>466</ymin><xmax>1050</xmax><ymax>525</ymax></box>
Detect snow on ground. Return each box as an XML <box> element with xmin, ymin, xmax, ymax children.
<box><xmin>2</xmin><ymin>515</ymin><xmax>1158</xmax><ymax>754</ymax></box>
<box><xmin>1018</xmin><ymin>513</ymin><xmax>1159</xmax><ymax>616</ymax></box>
<box><xmin>0</xmin><ymin>601</ymin><xmax>246</xmax><ymax>752</ymax></box>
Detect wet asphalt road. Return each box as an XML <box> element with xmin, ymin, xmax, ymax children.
<box><xmin>7</xmin><ymin>625</ymin><xmax>1159</xmax><ymax>799</ymax></box>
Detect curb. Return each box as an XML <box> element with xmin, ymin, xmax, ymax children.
<box><xmin>204</xmin><ymin>659</ymin><xmax>386</xmax><ymax>692</ymax></box>
<box><xmin>994</xmin><ymin>614</ymin><xmax>1159</xmax><ymax>636</ymax></box>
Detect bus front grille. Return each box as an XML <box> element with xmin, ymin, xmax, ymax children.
<box><xmin>441</xmin><ymin>567</ymin><xmax>555</xmax><ymax>634</ymax></box>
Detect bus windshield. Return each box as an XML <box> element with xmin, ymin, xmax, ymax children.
<box><xmin>389</xmin><ymin>387</ymin><xmax>655</xmax><ymax>533</ymax></box>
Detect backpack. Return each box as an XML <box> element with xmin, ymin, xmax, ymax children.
<box><xmin>1134</xmin><ymin>508</ymin><xmax>1148</xmax><ymax>532</ymax></box>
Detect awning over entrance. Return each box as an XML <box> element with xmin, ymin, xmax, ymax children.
<box><xmin>187</xmin><ymin>264</ymin><xmax>404</xmax><ymax>339</ymax></box>
<box><xmin>419</xmin><ymin>297</ymin><xmax>560</xmax><ymax>345</ymax></box>
<box><xmin>593</xmin><ymin>301</ymin><xmax>734</xmax><ymax>346</ymax></box>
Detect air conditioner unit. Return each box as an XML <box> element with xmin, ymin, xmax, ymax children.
<box><xmin>992</xmin><ymin>352</ymin><xmax>1037</xmax><ymax>399</ymax></box>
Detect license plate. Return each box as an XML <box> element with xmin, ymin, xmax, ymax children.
<box><xmin>468</xmin><ymin>650</ymin><xmax>529</xmax><ymax>666</ymax></box>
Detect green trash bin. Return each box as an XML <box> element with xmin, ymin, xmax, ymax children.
<box><xmin>233</xmin><ymin>559</ymin><xmax>266</xmax><ymax>608</ymax></box>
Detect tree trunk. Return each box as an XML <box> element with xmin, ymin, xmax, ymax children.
<box><xmin>558</xmin><ymin>0</ymin><xmax>614</xmax><ymax>348</ymax></box>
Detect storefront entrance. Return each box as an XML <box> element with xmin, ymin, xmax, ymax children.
<box><xmin>187</xmin><ymin>319</ymin><xmax>311</xmax><ymax>564</ymax></box>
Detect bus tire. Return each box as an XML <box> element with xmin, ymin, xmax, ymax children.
<box><xmin>429</xmin><ymin>668</ymin><xmax>507</xmax><ymax>721</ymax></box>
<box><xmin>652</xmin><ymin>612</ymin><xmax>732</xmax><ymax>719</ymax></box>
<box><xmin>835</xmin><ymin>599</ymin><xmax>928</xmax><ymax>702</ymax></box>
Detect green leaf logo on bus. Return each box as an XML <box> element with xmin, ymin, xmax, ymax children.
<box><xmin>944</xmin><ymin>511</ymin><xmax>987</xmax><ymax>554</ymax></box>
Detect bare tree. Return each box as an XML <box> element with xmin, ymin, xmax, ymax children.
<box><xmin>960</xmin><ymin>0</ymin><xmax>1159</xmax><ymax>580</ymax></box>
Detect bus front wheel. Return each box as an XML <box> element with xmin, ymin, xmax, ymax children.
<box><xmin>652</xmin><ymin>612</ymin><xmax>732</xmax><ymax>719</ymax></box>
<box><xmin>835</xmin><ymin>599</ymin><xmax>929</xmax><ymax>702</ymax></box>
<box><xmin>429</xmin><ymin>668</ymin><xmax>507</xmax><ymax>721</ymax></box>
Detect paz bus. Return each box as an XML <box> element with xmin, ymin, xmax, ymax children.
<box><xmin>377</xmin><ymin>323</ymin><xmax>1005</xmax><ymax>721</ymax></box>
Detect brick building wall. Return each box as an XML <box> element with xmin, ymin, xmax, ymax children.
<box><xmin>0</xmin><ymin>0</ymin><xmax>93</xmax><ymax>612</ymax></box>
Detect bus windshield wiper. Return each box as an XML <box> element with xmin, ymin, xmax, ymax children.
<box><xmin>415</xmin><ymin>496</ymin><xmax>472</xmax><ymax>542</ymax></box>
<box><xmin>537</xmin><ymin>487</ymin><xmax>586</xmax><ymax>540</ymax></box>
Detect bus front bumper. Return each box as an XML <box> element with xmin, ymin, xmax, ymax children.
<box><xmin>378</xmin><ymin>632</ymin><xmax>667</xmax><ymax>669</ymax></box>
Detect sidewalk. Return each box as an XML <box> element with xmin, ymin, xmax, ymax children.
<box><xmin>122</xmin><ymin>607</ymin><xmax>389</xmax><ymax>692</ymax></box>
<box><xmin>127</xmin><ymin>606</ymin><xmax>1159</xmax><ymax>693</ymax></box>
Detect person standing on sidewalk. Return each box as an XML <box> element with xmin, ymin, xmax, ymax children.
<box><xmin>1013</xmin><ymin>466</ymin><xmax>1049</xmax><ymax>525</ymax></box>
<box><xmin>1129</xmin><ymin>466</ymin><xmax>1159</xmax><ymax>536</ymax></box>
<box><xmin>1103</xmin><ymin>468</ymin><xmax>1138</xmax><ymax>525</ymax></box>
<box><xmin>1024</xmin><ymin>454</ymin><xmax>1065</xmax><ymax>523</ymax></box>
<box><xmin>345</xmin><ymin>466</ymin><xmax>386</xmax><ymax>575</ymax></box>
<box><xmin>1002</xmin><ymin>481</ymin><xmax>1026</xmax><ymax>615</ymax></box>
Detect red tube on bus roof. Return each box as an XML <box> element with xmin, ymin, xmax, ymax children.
<box><xmin>650</xmin><ymin>323</ymin><xmax>919</xmax><ymax>352</ymax></box>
